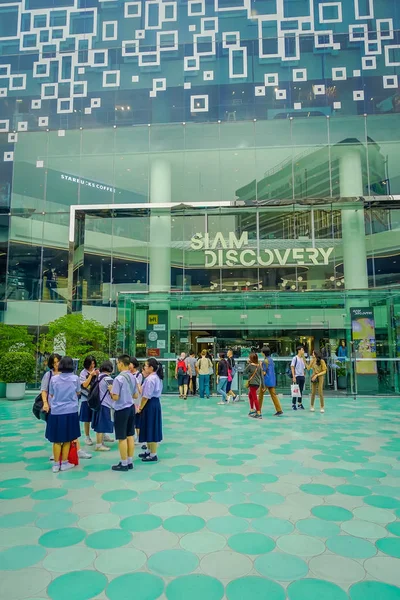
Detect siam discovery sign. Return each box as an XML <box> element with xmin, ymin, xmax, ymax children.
<box><xmin>190</xmin><ymin>232</ymin><xmax>334</xmax><ymax>268</ymax></box>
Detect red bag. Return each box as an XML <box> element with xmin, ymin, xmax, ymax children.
<box><xmin>68</xmin><ymin>441</ymin><xmax>79</xmax><ymax>466</ymax></box>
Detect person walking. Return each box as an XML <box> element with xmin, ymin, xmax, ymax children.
<box><xmin>186</xmin><ymin>351</ymin><xmax>198</xmax><ymax>396</ymax></box>
<box><xmin>260</xmin><ymin>347</ymin><xmax>283</xmax><ymax>416</ymax></box>
<box><xmin>291</xmin><ymin>345</ymin><xmax>307</xmax><ymax>410</ymax></box>
<box><xmin>216</xmin><ymin>352</ymin><xmax>229</xmax><ymax>405</ymax></box>
<box><xmin>226</xmin><ymin>349</ymin><xmax>238</xmax><ymax>402</ymax></box>
<box><xmin>197</xmin><ymin>349</ymin><xmax>212</xmax><ymax>399</ymax></box>
<box><xmin>309</xmin><ymin>350</ymin><xmax>327</xmax><ymax>413</ymax></box>
<box><xmin>43</xmin><ymin>356</ymin><xmax>81</xmax><ymax>473</ymax></box>
<box><xmin>244</xmin><ymin>353</ymin><xmax>263</xmax><ymax>419</ymax></box>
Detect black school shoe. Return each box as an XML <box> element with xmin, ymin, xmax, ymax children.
<box><xmin>139</xmin><ymin>451</ymin><xmax>150</xmax><ymax>459</ymax></box>
<box><xmin>298</xmin><ymin>403</ymin><xmax>305</xmax><ymax>410</ymax></box>
<box><xmin>142</xmin><ymin>455</ymin><xmax>158</xmax><ymax>462</ymax></box>
<box><xmin>112</xmin><ymin>462</ymin><xmax>129</xmax><ymax>472</ymax></box>
<box><xmin>274</xmin><ymin>411</ymin><xmax>283</xmax><ymax>416</ymax></box>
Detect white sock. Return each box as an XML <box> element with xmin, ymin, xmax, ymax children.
<box><xmin>96</xmin><ymin>444</ymin><xmax>102</xmax><ymax>449</ymax></box>
<box><xmin>122</xmin><ymin>459</ymin><xmax>128</xmax><ymax>466</ymax></box>
<box><xmin>62</xmin><ymin>460</ymin><xmax>68</xmax><ymax>465</ymax></box>
<box><xmin>150</xmin><ymin>453</ymin><xmax>156</xmax><ymax>458</ymax></box>
<box><xmin>128</xmin><ymin>457</ymin><xmax>133</xmax><ymax>464</ymax></box>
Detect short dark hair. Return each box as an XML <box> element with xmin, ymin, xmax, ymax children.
<box><xmin>296</xmin><ymin>345</ymin><xmax>304</xmax><ymax>353</ymax></box>
<box><xmin>48</xmin><ymin>353</ymin><xmax>62</xmax><ymax>370</ymax></box>
<box><xmin>189</xmin><ymin>351</ymin><xmax>195</xmax><ymax>356</ymax></box>
<box><xmin>130</xmin><ymin>357</ymin><xmax>139</xmax><ymax>369</ymax></box>
<box><xmin>83</xmin><ymin>355</ymin><xmax>97</xmax><ymax>370</ymax></box>
<box><xmin>100</xmin><ymin>360</ymin><xmax>113</xmax><ymax>374</ymax></box>
<box><xmin>59</xmin><ymin>356</ymin><xmax>74</xmax><ymax>373</ymax></box>
<box><xmin>262</xmin><ymin>347</ymin><xmax>271</xmax><ymax>357</ymax></box>
<box><xmin>146</xmin><ymin>357</ymin><xmax>164</xmax><ymax>380</ymax></box>
<box><xmin>118</xmin><ymin>354</ymin><xmax>131</xmax><ymax>367</ymax></box>
<box><xmin>219</xmin><ymin>352</ymin><xmax>226</xmax><ymax>359</ymax></box>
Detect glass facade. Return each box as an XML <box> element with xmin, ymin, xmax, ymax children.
<box><xmin>0</xmin><ymin>0</ymin><xmax>399</xmax><ymax>393</ymax></box>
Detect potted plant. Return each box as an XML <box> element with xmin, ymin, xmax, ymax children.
<box><xmin>336</xmin><ymin>362</ymin><xmax>347</xmax><ymax>389</ymax></box>
<box><xmin>0</xmin><ymin>352</ymin><xmax>36</xmax><ymax>401</ymax></box>
<box><xmin>0</xmin><ymin>324</ymin><xmax>35</xmax><ymax>399</ymax></box>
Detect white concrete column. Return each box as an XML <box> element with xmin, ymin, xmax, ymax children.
<box><xmin>149</xmin><ymin>159</ymin><xmax>171</xmax><ymax>293</ymax></box>
<box><xmin>339</xmin><ymin>150</ymin><xmax>368</xmax><ymax>290</ymax></box>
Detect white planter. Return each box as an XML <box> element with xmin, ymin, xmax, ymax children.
<box><xmin>6</xmin><ymin>382</ymin><xmax>26</xmax><ymax>401</ymax></box>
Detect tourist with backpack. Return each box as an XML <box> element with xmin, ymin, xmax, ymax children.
<box><xmin>260</xmin><ymin>347</ymin><xmax>283</xmax><ymax>416</ymax></box>
<box><xmin>175</xmin><ymin>352</ymin><xmax>188</xmax><ymax>399</ymax></box>
<box><xmin>90</xmin><ymin>360</ymin><xmax>115</xmax><ymax>451</ymax></box>
<box><xmin>109</xmin><ymin>354</ymin><xmax>138</xmax><ymax>472</ymax></box>
<box><xmin>43</xmin><ymin>356</ymin><xmax>81</xmax><ymax>473</ymax></box>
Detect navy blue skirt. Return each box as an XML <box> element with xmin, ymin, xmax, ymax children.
<box><xmin>79</xmin><ymin>400</ymin><xmax>92</xmax><ymax>423</ymax></box>
<box><xmin>139</xmin><ymin>397</ymin><xmax>163</xmax><ymax>444</ymax></box>
<box><xmin>46</xmin><ymin>412</ymin><xmax>81</xmax><ymax>444</ymax></box>
<box><xmin>92</xmin><ymin>405</ymin><xmax>114</xmax><ymax>434</ymax></box>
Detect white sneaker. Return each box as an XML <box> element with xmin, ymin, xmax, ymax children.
<box><xmin>78</xmin><ymin>449</ymin><xmax>92</xmax><ymax>459</ymax></box>
<box><xmin>217</xmin><ymin>401</ymin><xmax>227</xmax><ymax>405</ymax></box>
<box><xmin>85</xmin><ymin>436</ymin><xmax>94</xmax><ymax>446</ymax></box>
<box><xmin>52</xmin><ymin>464</ymin><xmax>60</xmax><ymax>473</ymax></box>
<box><xmin>320</xmin><ymin>408</ymin><xmax>325</xmax><ymax>413</ymax></box>
<box><xmin>310</xmin><ymin>407</ymin><xmax>315</xmax><ymax>412</ymax></box>
<box><xmin>103</xmin><ymin>434</ymin><xmax>115</xmax><ymax>443</ymax></box>
<box><xmin>95</xmin><ymin>445</ymin><xmax>110</xmax><ymax>452</ymax></box>
<box><xmin>60</xmin><ymin>462</ymin><xmax>75</xmax><ymax>471</ymax></box>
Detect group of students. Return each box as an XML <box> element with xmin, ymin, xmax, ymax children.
<box><xmin>40</xmin><ymin>353</ymin><xmax>164</xmax><ymax>473</ymax></box>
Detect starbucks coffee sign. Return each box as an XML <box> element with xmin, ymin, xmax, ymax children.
<box><xmin>190</xmin><ymin>232</ymin><xmax>334</xmax><ymax>268</ymax></box>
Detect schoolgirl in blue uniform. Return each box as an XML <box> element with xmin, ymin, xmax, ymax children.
<box><xmin>91</xmin><ymin>360</ymin><xmax>115</xmax><ymax>452</ymax></box>
<box><xmin>110</xmin><ymin>354</ymin><xmax>138</xmax><ymax>472</ymax></box>
<box><xmin>44</xmin><ymin>356</ymin><xmax>81</xmax><ymax>473</ymax></box>
<box><xmin>138</xmin><ymin>358</ymin><xmax>163</xmax><ymax>463</ymax></box>
<box><xmin>41</xmin><ymin>353</ymin><xmax>61</xmax><ymax>462</ymax></box>
<box><xmin>79</xmin><ymin>355</ymin><xmax>98</xmax><ymax>446</ymax></box>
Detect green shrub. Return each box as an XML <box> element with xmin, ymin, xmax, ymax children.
<box><xmin>0</xmin><ymin>352</ymin><xmax>36</xmax><ymax>383</ymax></box>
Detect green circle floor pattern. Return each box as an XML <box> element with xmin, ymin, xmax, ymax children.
<box><xmin>1</xmin><ymin>394</ymin><xmax>400</xmax><ymax>598</ymax></box>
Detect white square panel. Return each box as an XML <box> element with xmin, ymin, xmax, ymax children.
<box><xmin>184</xmin><ymin>82</ymin><xmax>191</xmax><ymax>89</ymax></box>
<box><xmin>153</xmin><ymin>78</ymin><xmax>166</xmax><ymax>91</ymax></box>
<box><xmin>293</xmin><ymin>69</ymin><xmax>307</xmax><ymax>82</ymax></box>
<box><xmin>78</xmin><ymin>67</ymin><xmax>85</xmax><ymax>75</ymax></box>
<box><xmin>383</xmin><ymin>75</ymin><xmax>398</xmax><ymax>89</ymax></box>
<box><xmin>255</xmin><ymin>86</ymin><xmax>265</xmax><ymax>96</ymax></box>
<box><xmin>135</xmin><ymin>30</ymin><xmax>145</xmax><ymax>40</ymax></box>
<box><xmin>319</xmin><ymin>2</ymin><xmax>342</xmax><ymax>24</ymax></box>
<box><xmin>103</xmin><ymin>71</ymin><xmax>120</xmax><ymax>88</ymax></box>
<box><xmin>353</xmin><ymin>90</ymin><xmax>364</xmax><ymax>101</ymax></box>
<box><xmin>149</xmin><ymin>90</ymin><xmax>156</xmax><ymax>98</ymax></box>
<box><xmin>0</xmin><ymin>120</ymin><xmax>10</xmax><ymax>132</ymax></box>
<box><xmin>294</xmin><ymin>102</ymin><xmax>302</xmax><ymax>110</ymax></box>
<box><xmin>188</xmin><ymin>0</ymin><xmax>205</xmax><ymax>17</ymax></box>
<box><xmin>132</xmin><ymin>75</ymin><xmax>139</xmax><ymax>83</ymax></box>
<box><xmin>17</xmin><ymin>121</ymin><xmax>28</xmax><ymax>132</ymax></box>
<box><xmin>4</xmin><ymin>151</ymin><xmax>13</xmax><ymax>162</ymax></box>
<box><xmin>362</xmin><ymin>56</ymin><xmax>376</xmax><ymax>70</ymax></box>
<box><xmin>91</xmin><ymin>98</ymin><xmax>101</xmax><ymax>108</ymax></box>
<box><xmin>313</xmin><ymin>85</ymin><xmax>326</xmax><ymax>95</ymax></box>
<box><xmin>8</xmin><ymin>133</ymin><xmax>17</xmax><ymax>143</ymax></box>
<box><xmin>36</xmin><ymin>160</ymin><xmax>44</xmax><ymax>168</ymax></box>
<box><xmin>102</xmin><ymin>21</ymin><xmax>118</xmax><ymax>41</ymax></box>
<box><xmin>125</xmin><ymin>1</ymin><xmax>142</xmax><ymax>17</ymax></box>
<box><xmin>264</xmin><ymin>73</ymin><xmax>278</xmax><ymax>87</ymax></box>
<box><xmin>332</xmin><ymin>67</ymin><xmax>347</xmax><ymax>80</ymax></box>
<box><xmin>275</xmin><ymin>89</ymin><xmax>286</xmax><ymax>100</ymax></box>
<box><xmin>10</xmin><ymin>74</ymin><xmax>26</xmax><ymax>91</ymax></box>
<box><xmin>85</xmin><ymin>107</ymin><xmax>92</xmax><ymax>114</ymax></box>
<box><xmin>189</xmin><ymin>24</ymin><xmax>196</xmax><ymax>32</ymax></box>
<box><xmin>203</xmin><ymin>71</ymin><xmax>214</xmax><ymax>81</ymax></box>
<box><xmin>57</xmin><ymin>98</ymin><xmax>73</xmax><ymax>113</ymax></box>
<box><xmin>31</xmin><ymin>99</ymin><xmax>41</xmax><ymax>109</ymax></box>
<box><xmin>39</xmin><ymin>117</ymin><xmax>48</xmax><ymax>127</ymax></box>
<box><xmin>353</xmin><ymin>69</ymin><xmax>361</xmax><ymax>77</ymax></box>
<box><xmin>58</xmin><ymin>130</ymin><xmax>66</xmax><ymax>137</ymax></box>
<box><xmin>333</xmin><ymin>101</ymin><xmax>342</xmax><ymax>109</ymax></box>
<box><xmin>0</xmin><ymin>89</ymin><xmax>7</xmax><ymax>97</ymax></box>
<box><xmin>190</xmin><ymin>94</ymin><xmax>209</xmax><ymax>112</ymax></box>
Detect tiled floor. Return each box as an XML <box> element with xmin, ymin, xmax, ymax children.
<box><xmin>1</xmin><ymin>394</ymin><xmax>400</xmax><ymax>600</ymax></box>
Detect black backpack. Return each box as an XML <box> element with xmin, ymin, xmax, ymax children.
<box><xmin>87</xmin><ymin>374</ymin><xmax>108</xmax><ymax>412</ymax></box>
<box><xmin>32</xmin><ymin>372</ymin><xmax>52</xmax><ymax>421</ymax></box>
